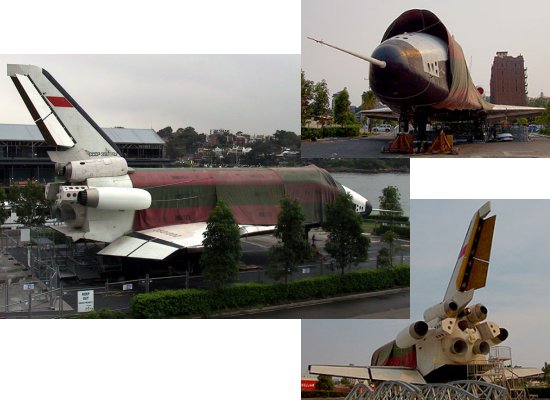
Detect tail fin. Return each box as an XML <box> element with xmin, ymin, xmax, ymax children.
<box><xmin>7</xmin><ymin>64</ymin><xmax>121</xmax><ymax>164</ymax></box>
<box><xmin>443</xmin><ymin>201</ymin><xmax>496</xmax><ymax>309</ymax></box>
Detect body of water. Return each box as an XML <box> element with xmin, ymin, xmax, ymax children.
<box><xmin>331</xmin><ymin>172</ymin><xmax>410</xmax><ymax>216</ymax></box>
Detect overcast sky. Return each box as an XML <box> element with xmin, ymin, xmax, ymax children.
<box><xmin>303</xmin><ymin>200</ymin><xmax>550</xmax><ymax>374</ymax></box>
<box><xmin>302</xmin><ymin>0</ymin><xmax>549</xmax><ymax>106</ymax></box>
<box><xmin>0</xmin><ymin>54</ymin><xmax>299</xmax><ymax>135</ymax></box>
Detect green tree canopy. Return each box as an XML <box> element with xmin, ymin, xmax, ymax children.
<box><xmin>0</xmin><ymin>188</ymin><xmax>10</xmax><ymax>226</ymax></box>
<box><xmin>301</xmin><ymin>70</ymin><xmax>314</xmax><ymax>125</ymax></box>
<box><xmin>381</xmin><ymin>230</ymin><xmax>399</xmax><ymax>267</ymax></box>
<box><xmin>311</xmin><ymin>80</ymin><xmax>331</xmax><ymax>126</ymax></box>
<box><xmin>273</xmin><ymin>130</ymin><xmax>300</xmax><ymax>150</ymax></box>
<box><xmin>379</xmin><ymin>186</ymin><xmax>404</xmax><ymax>217</ymax></box>
<box><xmin>536</xmin><ymin>100</ymin><xmax>550</xmax><ymax>125</ymax></box>
<box><xmin>333</xmin><ymin>87</ymin><xmax>357</xmax><ymax>126</ymax></box>
<box><xmin>268</xmin><ymin>197</ymin><xmax>311</xmax><ymax>284</ymax></box>
<box><xmin>164</xmin><ymin>126</ymin><xmax>206</xmax><ymax>160</ymax></box>
<box><xmin>323</xmin><ymin>193</ymin><xmax>369</xmax><ymax>275</ymax></box>
<box><xmin>9</xmin><ymin>182</ymin><xmax>50</xmax><ymax>227</ymax></box>
<box><xmin>315</xmin><ymin>375</ymin><xmax>335</xmax><ymax>391</ymax></box>
<box><xmin>360</xmin><ymin>90</ymin><xmax>377</xmax><ymax>110</ymax></box>
<box><xmin>200</xmin><ymin>200</ymin><xmax>242</xmax><ymax>291</ymax></box>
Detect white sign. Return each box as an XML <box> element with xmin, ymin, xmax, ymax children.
<box><xmin>77</xmin><ymin>290</ymin><xmax>94</xmax><ymax>313</ymax></box>
<box><xmin>302</xmin><ymin>268</ymin><xmax>310</xmax><ymax>274</ymax></box>
<box><xmin>122</xmin><ymin>283</ymin><xmax>133</xmax><ymax>291</ymax></box>
<box><xmin>23</xmin><ymin>283</ymin><xmax>34</xmax><ymax>290</ymax></box>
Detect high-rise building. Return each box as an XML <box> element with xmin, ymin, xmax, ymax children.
<box><xmin>490</xmin><ymin>51</ymin><xmax>527</xmax><ymax>106</ymax></box>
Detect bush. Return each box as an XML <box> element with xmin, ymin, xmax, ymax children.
<box><xmin>527</xmin><ymin>387</ymin><xmax>550</xmax><ymax>399</ymax></box>
<box><xmin>365</xmin><ymin>215</ymin><xmax>409</xmax><ymax>223</ymax></box>
<box><xmin>130</xmin><ymin>266</ymin><xmax>410</xmax><ymax>318</ymax></box>
<box><xmin>301</xmin><ymin>390</ymin><xmax>347</xmax><ymax>398</ymax></box>
<box><xmin>372</xmin><ymin>224</ymin><xmax>410</xmax><ymax>239</ymax></box>
<box><xmin>301</xmin><ymin>126</ymin><xmax>360</xmax><ymax>140</ymax></box>
<box><xmin>77</xmin><ymin>308</ymin><xmax>127</xmax><ymax>319</ymax></box>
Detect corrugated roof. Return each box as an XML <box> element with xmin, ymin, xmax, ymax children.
<box><xmin>0</xmin><ymin>124</ymin><xmax>165</xmax><ymax>145</ymax></box>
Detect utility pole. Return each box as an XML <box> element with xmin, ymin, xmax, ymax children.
<box><xmin>4</xmin><ymin>283</ymin><xmax>8</xmax><ymax>313</ymax></box>
<box><xmin>59</xmin><ymin>280</ymin><xmax>64</xmax><ymax>319</ymax></box>
<box><xmin>27</xmin><ymin>291</ymin><xmax>32</xmax><ymax>319</ymax></box>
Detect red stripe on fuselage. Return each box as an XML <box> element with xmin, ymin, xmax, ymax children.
<box><xmin>46</xmin><ymin>96</ymin><xmax>73</xmax><ymax>107</ymax></box>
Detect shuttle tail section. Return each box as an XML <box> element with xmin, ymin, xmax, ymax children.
<box><xmin>7</xmin><ymin>64</ymin><xmax>121</xmax><ymax>165</ymax></box>
<box><xmin>443</xmin><ymin>201</ymin><xmax>496</xmax><ymax>310</ymax></box>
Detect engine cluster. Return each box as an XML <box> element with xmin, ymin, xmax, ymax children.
<box><xmin>395</xmin><ymin>301</ymin><xmax>508</xmax><ymax>365</ymax></box>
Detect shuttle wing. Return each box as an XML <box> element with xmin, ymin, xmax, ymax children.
<box><xmin>98</xmin><ymin>222</ymin><xmax>276</xmax><ymax>260</ymax></box>
<box><xmin>443</xmin><ymin>201</ymin><xmax>496</xmax><ymax>310</ymax></box>
<box><xmin>309</xmin><ymin>365</ymin><xmax>426</xmax><ymax>384</ymax></box>
<box><xmin>485</xmin><ymin>104</ymin><xmax>545</xmax><ymax>121</ymax></box>
<box><xmin>358</xmin><ymin>107</ymin><xmax>399</xmax><ymax>120</ymax></box>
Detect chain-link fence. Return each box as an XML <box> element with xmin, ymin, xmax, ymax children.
<box><xmin>0</xmin><ymin>227</ymin><xmax>410</xmax><ymax>318</ymax></box>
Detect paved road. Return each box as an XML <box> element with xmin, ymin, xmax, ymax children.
<box><xmin>225</xmin><ymin>290</ymin><xmax>409</xmax><ymax>319</ymax></box>
<box><xmin>301</xmin><ymin>134</ymin><xmax>550</xmax><ymax>158</ymax></box>
<box><xmin>302</xmin><ymin>136</ymin><xmax>403</xmax><ymax>159</ymax></box>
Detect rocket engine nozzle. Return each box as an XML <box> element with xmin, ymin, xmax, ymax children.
<box><xmin>395</xmin><ymin>321</ymin><xmax>429</xmax><ymax>349</ymax></box>
<box><xmin>467</xmin><ymin>303</ymin><xmax>488</xmax><ymax>324</ymax></box>
<box><xmin>450</xmin><ymin>338</ymin><xmax>468</xmax><ymax>355</ymax></box>
<box><xmin>490</xmin><ymin>328</ymin><xmax>509</xmax><ymax>345</ymax></box>
<box><xmin>423</xmin><ymin>300</ymin><xmax>458</xmax><ymax>322</ymax></box>
<box><xmin>473</xmin><ymin>340</ymin><xmax>490</xmax><ymax>355</ymax></box>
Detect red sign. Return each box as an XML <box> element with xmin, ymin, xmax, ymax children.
<box><xmin>301</xmin><ymin>380</ymin><xmax>317</xmax><ymax>391</ymax></box>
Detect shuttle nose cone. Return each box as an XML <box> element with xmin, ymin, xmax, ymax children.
<box><xmin>369</xmin><ymin>39</ymin><xmax>424</xmax><ymax>102</ymax></box>
<box><xmin>364</xmin><ymin>200</ymin><xmax>373</xmax><ymax>216</ymax></box>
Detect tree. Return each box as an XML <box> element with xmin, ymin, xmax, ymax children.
<box><xmin>200</xmin><ymin>200</ymin><xmax>242</xmax><ymax>291</ymax></box>
<box><xmin>376</xmin><ymin>247</ymin><xmax>391</xmax><ymax>268</ymax></box>
<box><xmin>323</xmin><ymin>193</ymin><xmax>369</xmax><ymax>275</ymax></box>
<box><xmin>542</xmin><ymin>362</ymin><xmax>550</xmax><ymax>384</ymax></box>
<box><xmin>536</xmin><ymin>100</ymin><xmax>550</xmax><ymax>125</ymax></box>
<box><xmin>333</xmin><ymin>87</ymin><xmax>357</xmax><ymax>126</ymax></box>
<box><xmin>267</xmin><ymin>197</ymin><xmax>311</xmax><ymax>284</ymax></box>
<box><xmin>9</xmin><ymin>181</ymin><xmax>50</xmax><ymax>226</ymax></box>
<box><xmin>156</xmin><ymin>126</ymin><xmax>173</xmax><ymax>139</ymax></box>
<box><xmin>273</xmin><ymin>130</ymin><xmax>300</xmax><ymax>150</ymax></box>
<box><xmin>301</xmin><ymin>70</ymin><xmax>314</xmax><ymax>125</ymax></box>
<box><xmin>311</xmin><ymin>80</ymin><xmax>331</xmax><ymax>126</ymax></box>
<box><xmin>360</xmin><ymin>90</ymin><xmax>377</xmax><ymax>111</ymax></box>
<box><xmin>379</xmin><ymin>185</ymin><xmax>404</xmax><ymax>217</ymax></box>
<box><xmin>381</xmin><ymin>230</ymin><xmax>399</xmax><ymax>267</ymax></box>
<box><xmin>340</xmin><ymin>377</ymin><xmax>353</xmax><ymax>388</ymax></box>
<box><xmin>0</xmin><ymin>188</ymin><xmax>10</xmax><ymax>226</ymax></box>
<box><xmin>163</xmin><ymin>126</ymin><xmax>206</xmax><ymax>160</ymax></box>
<box><xmin>360</xmin><ymin>90</ymin><xmax>378</xmax><ymax>131</ymax></box>
<box><xmin>315</xmin><ymin>375</ymin><xmax>335</xmax><ymax>391</ymax></box>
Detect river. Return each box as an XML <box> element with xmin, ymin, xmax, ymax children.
<box><xmin>330</xmin><ymin>172</ymin><xmax>410</xmax><ymax>216</ymax></box>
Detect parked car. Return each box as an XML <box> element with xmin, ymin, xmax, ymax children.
<box><xmin>372</xmin><ymin>124</ymin><xmax>392</xmax><ymax>133</ymax></box>
<box><xmin>496</xmin><ymin>133</ymin><xmax>513</xmax><ymax>142</ymax></box>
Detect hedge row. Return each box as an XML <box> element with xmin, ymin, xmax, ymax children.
<box><xmin>372</xmin><ymin>224</ymin><xmax>410</xmax><ymax>239</ymax></box>
<box><xmin>365</xmin><ymin>215</ymin><xmax>410</xmax><ymax>223</ymax></box>
<box><xmin>527</xmin><ymin>387</ymin><xmax>550</xmax><ymax>398</ymax></box>
<box><xmin>301</xmin><ymin>126</ymin><xmax>360</xmax><ymax>140</ymax></box>
<box><xmin>301</xmin><ymin>390</ymin><xmax>349</xmax><ymax>398</ymax></box>
<box><xmin>130</xmin><ymin>265</ymin><xmax>410</xmax><ymax>318</ymax></box>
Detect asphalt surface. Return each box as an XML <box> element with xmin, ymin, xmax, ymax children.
<box><xmin>222</xmin><ymin>289</ymin><xmax>410</xmax><ymax>319</ymax></box>
<box><xmin>302</xmin><ymin>136</ymin><xmax>403</xmax><ymax>158</ymax></box>
<box><xmin>301</xmin><ymin>133</ymin><xmax>550</xmax><ymax>158</ymax></box>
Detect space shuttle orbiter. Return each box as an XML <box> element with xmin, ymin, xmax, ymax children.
<box><xmin>310</xmin><ymin>201</ymin><xmax>508</xmax><ymax>384</ymax></box>
<box><xmin>7</xmin><ymin>64</ymin><xmax>373</xmax><ymax>261</ymax></box>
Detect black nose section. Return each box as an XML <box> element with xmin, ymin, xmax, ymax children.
<box><xmin>371</xmin><ymin>41</ymin><xmax>412</xmax><ymax>74</ymax></box>
<box><xmin>364</xmin><ymin>200</ymin><xmax>373</xmax><ymax>216</ymax></box>
<box><xmin>369</xmin><ymin>39</ymin><xmax>425</xmax><ymax>103</ymax></box>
